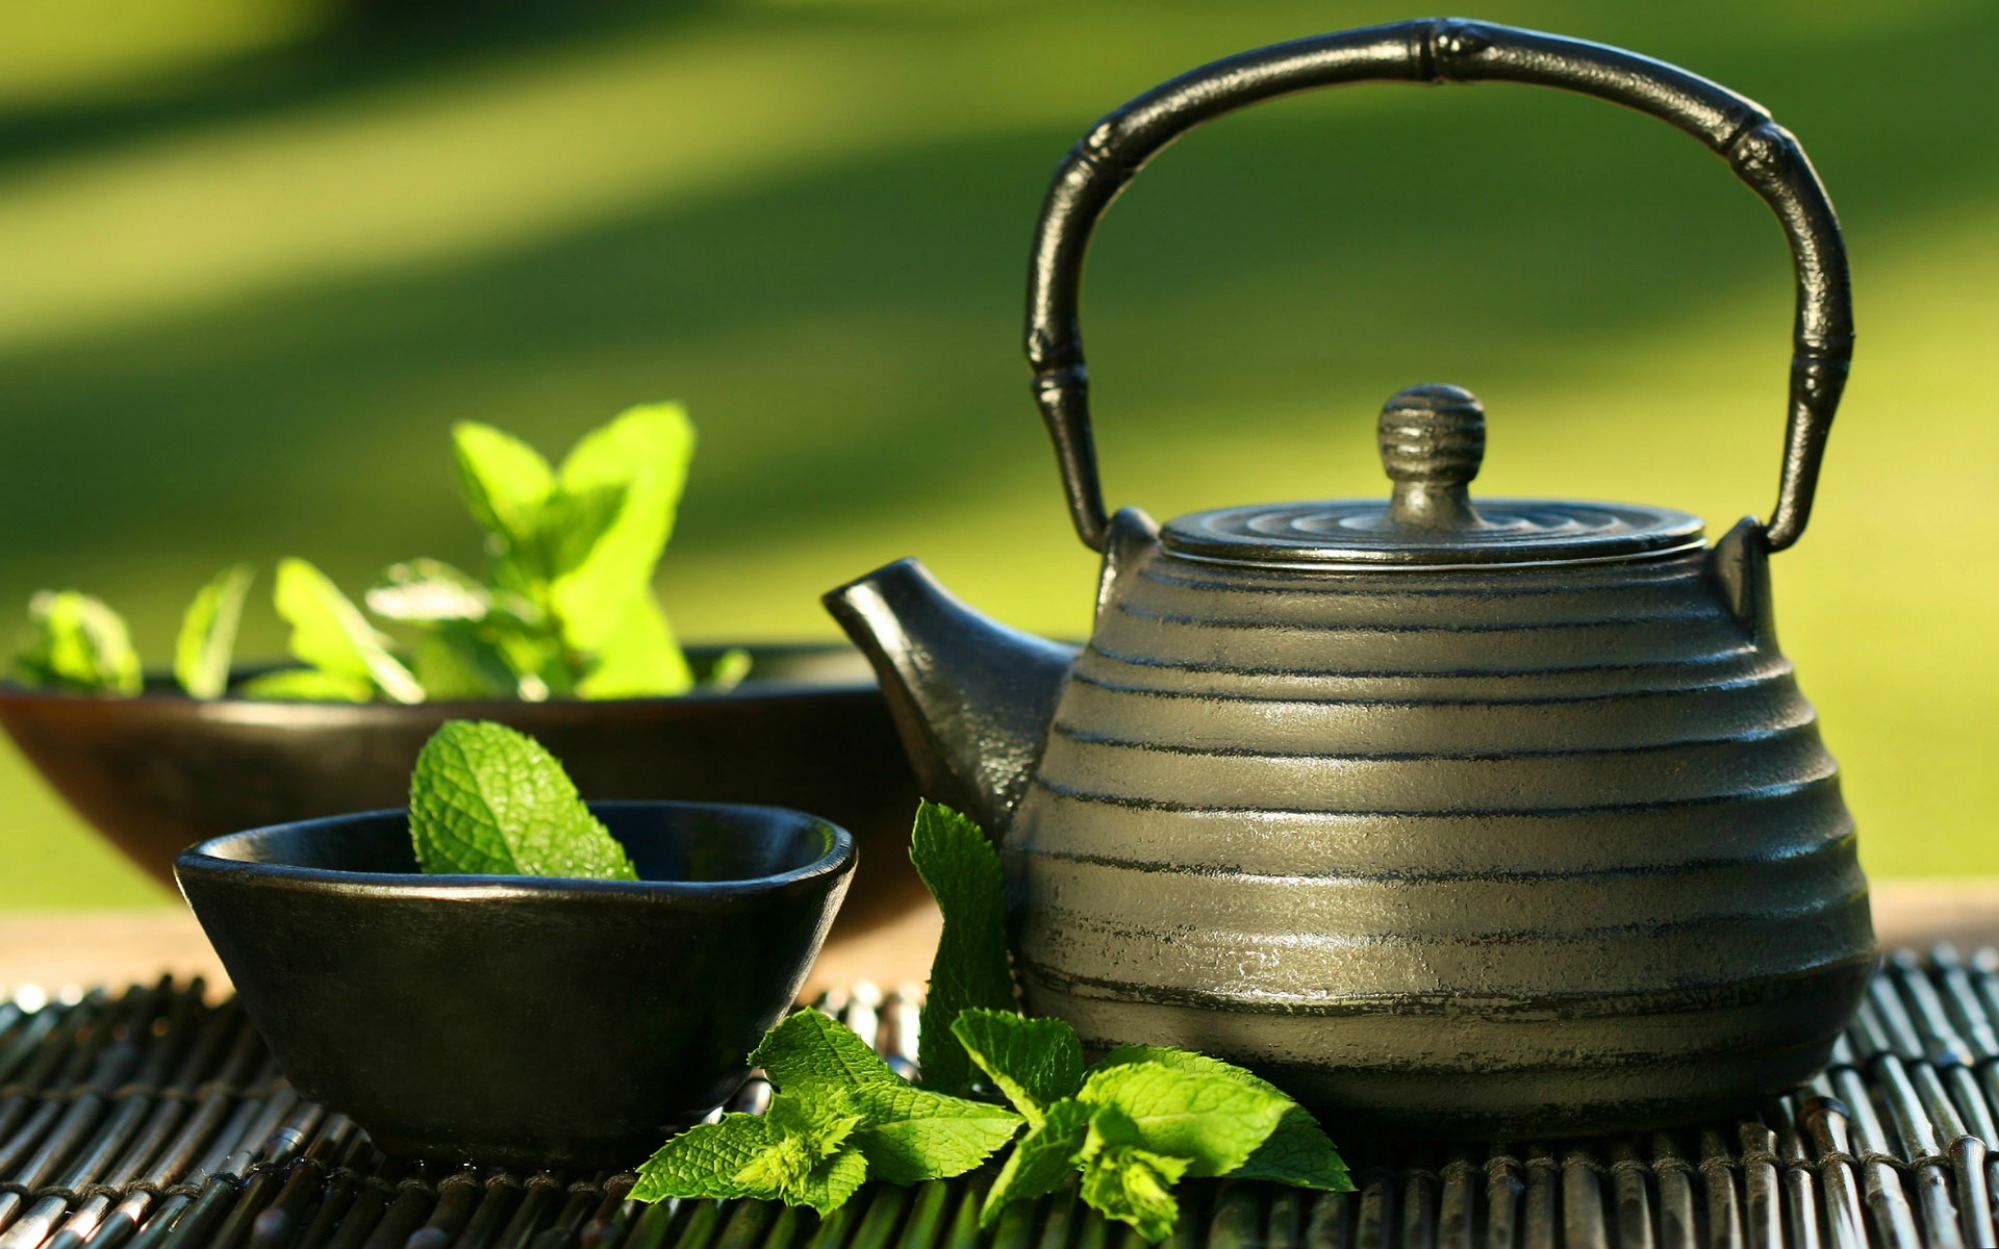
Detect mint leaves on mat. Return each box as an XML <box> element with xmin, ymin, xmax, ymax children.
<box><xmin>629</xmin><ymin>800</ymin><xmax>1349</xmax><ymax>1240</ymax></box>
<box><xmin>965</xmin><ymin>1026</ymin><xmax>1352</xmax><ymax>1237</ymax></box>
<box><xmin>408</xmin><ymin>720</ymin><xmax>636</xmax><ymax>880</ymax></box>
<box><xmin>631</xmin><ymin>1009</ymin><xmax>1021</xmax><ymax>1213</ymax></box>
<box><xmin>910</xmin><ymin>803</ymin><xmax>1350</xmax><ymax>1238</ymax></box>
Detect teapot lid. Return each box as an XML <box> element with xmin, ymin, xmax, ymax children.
<box><xmin>1160</xmin><ymin>385</ymin><xmax>1705</xmax><ymax>568</ymax></box>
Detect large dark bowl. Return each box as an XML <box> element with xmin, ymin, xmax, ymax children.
<box><xmin>176</xmin><ymin>802</ymin><xmax>854</xmax><ymax>1169</ymax></box>
<box><xmin>0</xmin><ymin>643</ymin><xmax>923</xmax><ymax>941</ymax></box>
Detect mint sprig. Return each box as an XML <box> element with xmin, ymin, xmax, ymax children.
<box><xmin>629</xmin><ymin>801</ymin><xmax>1349</xmax><ymax>1241</ymax></box>
<box><xmin>631</xmin><ymin>1009</ymin><xmax>1021</xmax><ymax>1213</ymax></box>
<box><xmin>12</xmin><ymin>590</ymin><xmax>141</xmax><ymax>696</ymax></box>
<box><xmin>243</xmin><ymin>557</ymin><xmax>425</xmax><ymax>703</ymax></box>
<box><xmin>11</xmin><ymin>403</ymin><xmax>717</xmax><ymax>704</ymax></box>
<box><xmin>952</xmin><ymin>1008</ymin><xmax>1346</xmax><ymax>1237</ymax></box>
<box><xmin>407</xmin><ymin>719</ymin><xmax>636</xmax><ymax>880</ymax></box>
<box><xmin>451</xmin><ymin>403</ymin><xmax>697</xmax><ymax>699</ymax></box>
<box><xmin>1078</xmin><ymin>1135</ymin><xmax>1190</xmax><ymax>1244</ymax></box>
<box><xmin>629</xmin><ymin>1097</ymin><xmax>865</xmax><ymax>1209</ymax></box>
<box><xmin>918</xmin><ymin>802</ymin><xmax>1351</xmax><ymax>1239</ymax></box>
<box><xmin>1095</xmin><ymin>1046</ymin><xmax>1351</xmax><ymax>1190</ymax></box>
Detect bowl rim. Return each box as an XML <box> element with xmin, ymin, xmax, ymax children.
<box><xmin>173</xmin><ymin>799</ymin><xmax>858</xmax><ymax>900</ymax></box>
<box><xmin>0</xmin><ymin>641</ymin><xmax>875</xmax><ymax>709</ymax></box>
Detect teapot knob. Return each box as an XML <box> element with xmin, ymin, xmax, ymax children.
<box><xmin>1379</xmin><ymin>384</ymin><xmax>1486</xmax><ymax>530</ymax></box>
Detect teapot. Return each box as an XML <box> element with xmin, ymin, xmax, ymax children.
<box><xmin>825</xmin><ymin>18</ymin><xmax>1874</xmax><ymax>1136</ymax></box>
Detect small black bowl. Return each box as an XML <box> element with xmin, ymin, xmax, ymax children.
<box><xmin>175</xmin><ymin>802</ymin><xmax>854</xmax><ymax>1170</ymax></box>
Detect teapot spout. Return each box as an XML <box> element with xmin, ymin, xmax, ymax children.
<box><xmin>824</xmin><ymin>559</ymin><xmax>1076</xmax><ymax>837</ymax></box>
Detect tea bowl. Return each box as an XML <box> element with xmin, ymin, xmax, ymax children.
<box><xmin>4</xmin><ymin>643</ymin><xmax>922</xmax><ymax>946</ymax></box>
<box><xmin>175</xmin><ymin>801</ymin><xmax>854</xmax><ymax>1169</ymax></box>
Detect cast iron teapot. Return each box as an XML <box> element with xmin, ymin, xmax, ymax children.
<box><xmin>825</xmin><ymin>18</ymin><xmax>1875</xmax><ymax>1136</ymax></box>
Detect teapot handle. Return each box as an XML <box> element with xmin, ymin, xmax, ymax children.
<box><xmin>1026</xmin><ymin>18</ymin><xmax>1851</xmax><ymax>554</ymax></box>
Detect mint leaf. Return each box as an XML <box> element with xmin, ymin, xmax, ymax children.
<box><xmin>234</xmin><ymin>668</ymin><xmax>375</xmax><ymax>702</ymax></box>
<box><xmin>751</xmin><ymin>1009</ymin><xmax>906</xmax><ymax>1095</ymax></box>
<box><xmin>1094</xmin><ymin>1046</ymin><xmax>1348</xmax><ymax>1190</ymax></box>
<box><xmin>489</xmin><ymin>617</ymin><xmax>570</xmax><ymax>700</ymax></box>
<box><xmin>573</xmin><ymin>592</ymin><xmax>692</xmax><ymax>699</ymax></box>
<box><xmin>735</xmin><ymin>1095</ymin><xmax>866</xmax><ymax>1201</ymax></box>
<box><xmin>908</xmin><ymin>803</ymin><xmax>1015</xmax><ymax>1094</ymax></box>
<box><xmin>272</xmin><ymin>558</ymin><xmax>423</xmax><ymax>704</ymax></box>
<box><xmin>951</xmin><ymin>1009</ymin><xmax>1084</xmax><ymax>1126</ymax></box>
<box><xmin>633</xmin><ymin>1008</ymin><xmax>1021</xmax><ymax>1216</ymax></box>
<box><xmin>790</xmin><ymin>1147</ymin><xmax>871</xmax><ymax>1214</ymax></box>
<box><xmin>408</xmin><ymin>720</ymin><xmax>637</xmax><ymax>880</ymax></box>
<box><xmin>393</xmin><ymin>586</ymin><xmax>545</xmax><ymax>701</ymax></box>
<box><xmin>1073</xmin><ymin>1061</ymin><xmax>1289</xmax><ymax>1179</ymax></box>
<box><xmin>548</xmin><ymin>403</ymin><xmax>695</xmax><ymax>653</ymax></box>
<box><xmin>631</xmin><ymin>1113</ymin><xmax>782</xmax><ymax>1202</ymax></box>
<box><xmin>444</xmin><ymin>407</ymin><xmax>701</xmax><ymax>699</ymax></box>
<box><xmin>366</xmin><ymin>559</ymin><xmax>491</xmax><ymax>623</ymax></box>
<box><xmin>14</xmin><ymin>590</ymin><xmax>141</xmax><ymax>696</ymax></box>
<box><xmin>706</xmin><ymin>646</ymin><xmax>753</xmax><ymax>691</ymax></box>
<box><xmin>1230</xmin><ymin>1107</ymin><xmax>1353</xmax><ymax>1191</ymax></box>
<box><xmin>847</xmin><ymin>1082</ymin><xmax>1021</xmax><ymax>1185</ymax></box>
<box><xmin>453</xmin><ymin>421</ymin><xmax>554</xmax><ymax>556</ymax></box>
<box><xmin>539</xmin><ymin>482</ymin><xmax>630</xmax><ymax>584</ymax></box>
<box><xmin>981</xmin><ymin>1098</ymin><xmax>1091</xmax><ymax>1227</ymax></box>
<box><xmin>175</xmin><ymin>564</ymin><xmax>253</xmax><ymax>700</ymax></box>
<box><xmin>746</xmin><ymin>1009</ymin><xmax>1019</xmax><ymax>1189</ymax></box>
<box><xmin>631</xmin><ymin>1095</ymin><xmax>866</xmax><ymax>1212</ymax></box>
<box><xmin>765</xmin><ymin>1087</ymin><xmax>866</xmax><ymax>1146</ymax></box>
<box><xmin>1078</xmin><ymin>1144</ymin><xmax>1189</xmax><ymax>1243</ymax></box>
<box><xmin>411</xmin><ymin>624</ymin><xmax>517</xmax><ymax>700</ymax></box>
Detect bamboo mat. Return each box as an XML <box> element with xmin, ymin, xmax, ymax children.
<box><xmin>3</xmin><ymin>951</ymin><xmax>1998</xmax><ymax>1249</ymax></box>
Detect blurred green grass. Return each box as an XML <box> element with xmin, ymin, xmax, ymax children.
<box><xmin>1</xmin><ymin>0</ymin><xmax>1993</xmax><ymax>906</ymax></box>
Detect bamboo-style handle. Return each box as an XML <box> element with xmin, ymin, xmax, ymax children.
<box><xmin>1025</xmin><ymin>17</ymin><xmax>1851</xmax><ymax>554</ymax></box>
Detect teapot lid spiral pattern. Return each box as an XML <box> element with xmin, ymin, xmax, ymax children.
<box><xmin>1160</xmin><ymin>385</ymin><xmax>1705</xmax><ymax>568</ymax></box>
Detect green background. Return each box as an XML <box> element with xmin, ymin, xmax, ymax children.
<box><xmin>1</xmin><ymin>0</ymin><xmax>1993</xmax><ymax>907</ymax></box>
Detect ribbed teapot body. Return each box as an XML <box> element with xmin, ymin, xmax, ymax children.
<box><xmin>1007</xmin><ymin>542</ymin><xmax>1874</xmax><ymax>1136</ymax></box>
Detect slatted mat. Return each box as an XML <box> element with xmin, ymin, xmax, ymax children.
<box><xmin>5</xmin><ymin>950</ymin><xmax>1999</xmax><ymax>1249</ymax></box>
